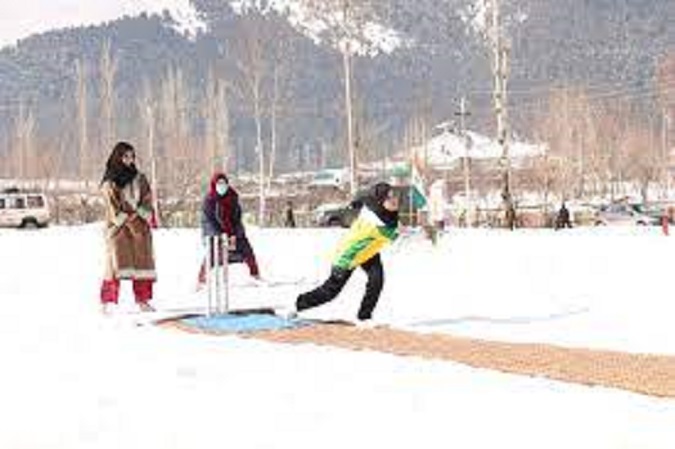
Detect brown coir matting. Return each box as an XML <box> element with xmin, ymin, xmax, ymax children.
<box><xmin>167</xmin><ymin>321</ymin><xmax>675</xmax><ymax>398</ymax></box>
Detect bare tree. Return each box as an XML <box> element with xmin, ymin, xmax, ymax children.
<box><xmin>75</xmin><ymin>59</ymin><xmax>90</xmax><ymax>187</ymax></box>
<box><xmin>203</xmin><ymin>69</ymin><xmax>230</xmax><ymax>175</ymax></box>
<box><xmin>138</xmin><ymin>79</ymin><xmax>160</xmax><ymax>225</ymax></box>
<box><xmin>533</xmin><ymin>89</ymin><xmax>577</xmax><ymax>199</ymax></box>
<box><xmin>216</xmin><ymin>77</ymin><xmax>231</xmax><ymax>173</ymax></box>
<box><xmin>533</xmin><ymin>87</ymin><xmax>620</xmax><ymax>201</ymax></box>
<box><xmin>532</xmin><ymin>81</ymin><xmax>667</xmax><ymax>204</ymax></box>
<box><xmin>0</xmin><ymin>133</ymin><xmax>9</xmax><ymax>178</ymax></box>
<box><xmin>232</xmin><ymin>12</ymin><xmax>273</xmax><ymax>225</ymax></box>
<box><xmin>656</xmin><ymin>50</ymin><xmax>675</xmax><ymax>121</ymax></box>
<box><xmin>298</xmin><ymin>0</ymin><xmax>389</xmax><ymax>195</ymax></box>
<box><xmin>595</xmin><ymin>100</ymin><xmax>631</xmax><ymax>200</ymax></box>
<box><xmin>266</xmin><ymin>27</ymin><xmax>296</xmax><ymax>191</ymax></box>
<box><xmin>623</xmin><ymin>122</ymin><xmax>660</xmax><ymax>204</ymax></box>
<box><xmin>36</xmin><ymin>134</ymin><xmax>66</xmax><ymax>191</ymax></box>
<box><xmin>203</xmin><ymin>70</ymin><xmax>218</xmax><ymax>173</ymax></box>
<box><xmin>13</xmin><ymin>102</ymin><xmax>35</xmax><ymax>181</ymax></box>
<box><xmin>158</xmin><ymin>65</ymin><xmax>200</xmax><ymax>225</ymax></box>
<box><xmin>159</xmin><ymin>65</ymin><xmax>192</xmax><ymax>181</ymax></box>
<box><xmin>99</xmin><ymin>39</ymin><xmax>117</xmax><ymax>153</ymax></box>
<box><xmin>267</xmin><ymin>56</ymin><xmax>280</xmax><ymax>191</ymax></box>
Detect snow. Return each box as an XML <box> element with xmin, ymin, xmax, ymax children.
<box><xmin>0</xmin><ymin>0</ymin><xmax>404</xmax><ymax>56</ymax></box>
<box><xmin>461</xmin><ymin>0</ymin><xmax>491</xmax><ymax>39</ymax></box>
<box><xmin>230</xmin><ymin>0</ymin><xmax>405</xmax><ymax>56</ymax></box>
<box><xmin>460</xmin><ymin>0</ymin><xmax>530</xmax><ymax>42</ymax></box>
<box><xmin>360</xmin><ymin>128</ymin><xmax>545</xmax><ymax>176</ymax></box>
<box><xmin>1</xmin><ymin>223</ymin><xmax>675</xmax><ymax>448</ymax></box>
<box><xmin>0</xmin><ymin>0</ymin><xmax>205</xmax><ymax>49</ymax></box>
<box><xmin>411</xmin><ymin>129</ymin><xmax>546</xmax><ymax>170</ymax></box>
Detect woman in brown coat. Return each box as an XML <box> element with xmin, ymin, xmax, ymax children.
<box><xmin>100</xmin><ymin>142</ymin><xmax>156</xmax><ymax>314</ymax></box>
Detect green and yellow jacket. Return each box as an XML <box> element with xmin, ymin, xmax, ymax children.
<box><xmin>333</xmin><ymin>205</ymin><xmax>399</xmax><ymax>270</ymax></box>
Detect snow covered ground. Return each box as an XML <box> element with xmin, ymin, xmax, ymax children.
<box><xmin>1</xmin><ymin>224</ymin><xmax>675</xmax><ymax>448</ymax></box>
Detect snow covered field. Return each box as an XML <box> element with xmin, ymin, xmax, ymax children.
<box><xmin>1</xmin><ymin>224</ymin><xmax>675</xmax><ymax>448</ymax></box>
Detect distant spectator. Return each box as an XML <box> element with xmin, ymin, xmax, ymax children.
<box><xmin>284</xmin><ymin>200</ymin><xmax>296</xmax><ymax>228</ymax></box>
<box><xmin>555</xmin><ymin>202</ymin><xmax>573</xmax><ymax>230</ymax></box>
<box><xmin>505</xmin><ymin>203</ymin><xmax>517</xmax><ymax>230</ymax></box>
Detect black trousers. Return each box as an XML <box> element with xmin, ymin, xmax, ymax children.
<box><xmin>296</xmin><ymin>254</ymin><xmax>384</xmax><ymax>320</ymax></box>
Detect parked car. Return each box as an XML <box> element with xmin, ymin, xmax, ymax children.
<box><xmin>309</xmin><ymin>169</ymin><xmax>348</xmax><ymax>190</ymax></box>
<box><xmin>313</xmin><ymin>202</ymin><xmax>358</xmax><ymax>228</ymax></box>
<box><xmin>0</xmin><ymin>188</ymin><xmax>51</xmax><ymax>228</ymax></box>
<box><xmin>312</xmin><ymin>184</ymin><xmax>425</xmax><ymax>227</ymax></box>
<box><xmin>639</xmin><ymin>203</ymin><xmax>675</xmax><ymax>224</ymax></box>
<box><xmin>594</xmin><ymin>203</ymin><xmax>659</xmax><ymax>226</ymax></box>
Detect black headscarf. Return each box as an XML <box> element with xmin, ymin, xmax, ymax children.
<box><xmin>101</xmin><ymin>141</ymin><xmax>138</xmax><ymax>188</ymax></box>
<box><xmin>361</xmin><ymin>182</ymin><xmax>399</xmax><ymax>228</ymax></box>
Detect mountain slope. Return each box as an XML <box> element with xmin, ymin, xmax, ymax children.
<box><xmin>0</xmin><ymin>0</ymin><xmax>673</xmax><ymax>172</ymax></box>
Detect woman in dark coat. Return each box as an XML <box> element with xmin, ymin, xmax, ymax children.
<box><xmin>197</xmin><ymin>172</ymin><xmax>260</xmax><ymax>285</ymax></box>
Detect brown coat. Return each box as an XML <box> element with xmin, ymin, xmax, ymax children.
<box><xmin>102</xmin><ymin>173</ymin><xmax>156</xmax><ymax>280</ymax></box>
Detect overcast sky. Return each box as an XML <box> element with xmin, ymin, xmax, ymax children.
<box><xmin>0</xmin><ymin>0</ymin><xmax>204</xmax><ymax>48</ymax></box>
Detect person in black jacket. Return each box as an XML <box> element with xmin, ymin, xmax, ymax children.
<box><xmin>284</xmin><ymin>200</ymin><xmax>296</xmax><ymax>228</ymax></box>
<box><xmin>555</xmin><ymin>202</ymin><xmax>573</xmax><ymax>229</ymax></box>
<box><xmin>197</xmin><ymin>172</ymin><xmax>260</xmax><ymax>286</ymax></box>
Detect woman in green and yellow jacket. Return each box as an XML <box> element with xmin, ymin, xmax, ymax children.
<box><xmin>295</xmin><ymin>182</ymin><xmax>400</xmax><ymax>323</ymax></box>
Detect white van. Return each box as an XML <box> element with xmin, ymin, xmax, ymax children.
<box><xmin>0</xmin><ymin>189</ymin><xmax>50</xmax><ymax>228</ymax></box>
<box><xmin>309</xmin><ymin>169</ymin><xmax>348</xmax><ymax>189</ymax></box>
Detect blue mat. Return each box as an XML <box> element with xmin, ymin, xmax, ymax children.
<box><xmin>179</xmin><ymin>313</ymin><xmax>310</xmax><ymax>333</ymax></box>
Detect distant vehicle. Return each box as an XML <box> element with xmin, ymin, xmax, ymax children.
<box><xmin>313</xmin><ymin>202</ymin><xmax>358</xmax><ymax>228</ymax></box>
<box><xmin>0</xmin><ymin>188</ymin><xmax>50</xmax><ymax>228</ymax></box>
<box><xmin>312</xmin><ymin>184</ymin><xmax>424</xmax><ymax>227</ymax></box>
<box><xmin>594</xmin><ymin>203</ymin><xmax>659</xmax><ymax>226</ymax></box>
<box><xmin>309</xmin><ymin>169</ymin><xmax>348</xmax><ymax>190</ymax></box>
<box><xmin>639</xmin><ymin>203</ymin><xmax>674</xmax><ymax>224</ymax></box>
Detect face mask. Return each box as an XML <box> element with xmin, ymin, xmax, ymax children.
<box><xmin>215</xmin><ymin>181</ymin><xmax>229</xmax><ymax>196</ymax></box>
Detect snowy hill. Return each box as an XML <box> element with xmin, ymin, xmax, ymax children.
<box><xmin>0</xmin><ymin>0</ymin><xmax>205</xmax><ymax>49</ymax></box>
<box><xmin>229</xmin><ymin>0</ymin><xmax>405</xmax><ymax>55</ymax></box>
<box><xmin>1</xmin><ymin>0</ymin><xmax>674</xmax><ymax>174</ymax></box>
<box><xmin>0</xmin><ymin>0</ymin><xmax>402</xmax><ymax>55</ymax></box>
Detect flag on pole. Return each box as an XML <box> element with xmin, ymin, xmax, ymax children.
<box><xmin>409</xmin><ymin>155</ymin><xmax>428</xmax><ymax>209</ymax></box>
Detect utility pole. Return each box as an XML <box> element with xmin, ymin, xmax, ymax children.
<box><xmin>342</xmin><ymin>0</ymin><xmax>357</xmax><ymax>196</ymax></box>
<box><xmin>455</xmin><ymin>96</ymin><xmax>472</xmax><ymax>227</ymax></box>
<box><xmin>490</xmin><ymin>0</ymin><xmax>513</xmax><ymax>229</ymax></box>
